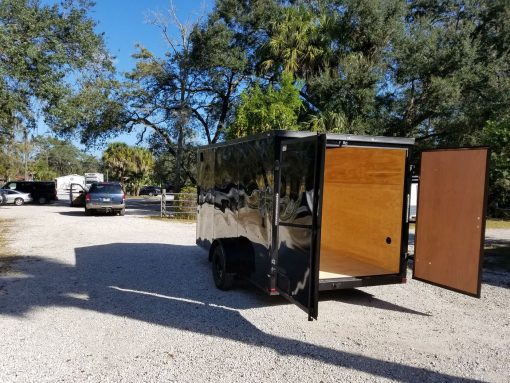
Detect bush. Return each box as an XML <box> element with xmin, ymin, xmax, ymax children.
<box><xmin>170</xmin><ymin>186</ymin><xmax>197</xmax><ymax>220</ymax></box>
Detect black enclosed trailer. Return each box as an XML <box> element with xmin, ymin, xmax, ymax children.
<box><xmin>196</xmin><ymin>131</ymin><xmax>488</xmax><ymax>320</ymax></box>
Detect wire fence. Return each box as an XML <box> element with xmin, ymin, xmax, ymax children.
<box><xmin>161</xmin><ymin>191</ymin><xmax>197</xmax><ymax>220</ymax></box>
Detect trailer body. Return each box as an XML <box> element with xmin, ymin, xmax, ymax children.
<box><xmin>84</xmin><ymin>173</ymin><xmax>104</xmax><ymax>188</ymax></box>
<box><xmin>196</xmin><ymin>131</ymin><xmax>488</xmax><ymax>319</ymax></box>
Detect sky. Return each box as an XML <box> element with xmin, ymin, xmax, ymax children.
<box><xmin>91</xmin><ymin>1</ymin><xmax>212</xmax><ymax>75</ymax></box>
<box><xmin>44</xmin><ymin>0</ymin><xmax>214</xmax><ymax>156</ymax></box>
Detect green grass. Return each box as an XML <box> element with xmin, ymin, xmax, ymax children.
<box><xmin>144</xmin><ymin>215</ymin><xmax>196</xmax><ymax>224</ymax></box>
<box><xmin>409</xmin><ymin>219</ymin><xmax>510</xmax><ymax>230</ymax></box>
<box><xmin>486</xmin><ymin>219</ymin><xmax>510</xmax><ymax>229</ymax></box>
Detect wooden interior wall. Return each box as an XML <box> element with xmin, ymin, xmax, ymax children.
<box><xmin>319</xmin><ymin>147</ymin><xmax>406</xmax><ymax>278</ymax></box>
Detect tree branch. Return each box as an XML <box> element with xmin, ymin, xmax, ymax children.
<box><xmin>191</xmin><ymin>107</ymin><xmax>211</xmax><ymax>144</ymax></box>
<box><xmin>131</xmin><ymin>117</ymin><xmax>197</xmax><ymax>184</ymax></box>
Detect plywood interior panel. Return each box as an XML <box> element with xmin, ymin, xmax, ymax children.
<box><xmin>319</xmin><ymin>249</ymin><xmax>399</xmax><ymax>279</ymax></box>
<box><xmin>319</xmin><ymin>147</ymin><xmax>406</xmax><ymax>278</ymax></box>
<box><xmin>414</xmin><ymin>149</ymin><xmax>488</xmax><ymax>297</ymax></box>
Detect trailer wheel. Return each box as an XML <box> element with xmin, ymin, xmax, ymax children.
<box><xmin>212</xmin><ymin>245</ymin><xmax>234</xmax><ymax>290</ymax></box>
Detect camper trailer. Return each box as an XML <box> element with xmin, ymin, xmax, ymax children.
<box><xmin>196</xmin><ymin>131</ymin><xmax>488</xmax><ymax>320</ymax></box>
<box><xmin>55</xmin><ymin>174</ymin><xmax>86</xmax><ymax>201</ymax></box>
<box><xmin>84</xmin><ymin>173</ymin><xmax>104</xmax><ymax>188</ymax></box>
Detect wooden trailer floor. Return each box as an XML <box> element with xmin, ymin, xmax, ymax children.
<box><xmin>319</xmin><ymin>251</ymin><xmax>396</xmax><ymax>279</ymax></box>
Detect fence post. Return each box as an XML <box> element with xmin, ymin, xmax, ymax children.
<box><xmin>161</xmin><ymin>188</ymin><xmax>166</xmax><ymax>218</ymax></box>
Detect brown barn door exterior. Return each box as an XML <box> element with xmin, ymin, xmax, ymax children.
<box><xmin>413</xmin><ymin>148</ymin><xmax>489</xmax><ymax>297</ymax></box>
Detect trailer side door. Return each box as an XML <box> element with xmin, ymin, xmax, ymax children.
<box><xmin>413</xmin><ymin>148</ymin><xmax>489</xmax><ymax>297</ymax></box>
<box><xmin>275</xmin><ymin>135</ymin><xmax>326</xmax><ymax>320</ymax></box>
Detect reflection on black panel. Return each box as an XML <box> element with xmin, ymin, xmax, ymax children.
<box><xmin>237</xmin><ymin>138</ymin><xmax>274</xmax><ymax>287</ymax></box>
<box><xmin>279</xmin><ymin>142</ymin><xmax>317</xmax><ymax>226</ymax></box>
<box><xmin>276</xmin><ymin>137</ymin><xmax>320</xmax><ymax>316</ymax></box>
<box><xmin>197</xmin><ymin>149</ymin><xmax>215</xmax><ymax>247</ymax></box>
<box><xmin>277</xmin><ymin>225</ymin><xmax>312</xmax><ymax>304</ymax></box>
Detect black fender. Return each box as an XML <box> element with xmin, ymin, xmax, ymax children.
<box><xmin>209</xmin><ymin>237</ymin><xmax>255</xmax><ymax>276</ymax></box>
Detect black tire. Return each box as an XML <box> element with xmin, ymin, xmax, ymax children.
<box><xmin>85</xmin><ymin>208</ymin><xmax>91</xmax><ymax>216</ymax></box>
<box><xmin>212</xmin><ymin>245</ymin><xmax>234</xmax><ymax>290</ymax></box>
<box><xmin>38</xmin><ymin>196</ymin><xmax>47</xmax><ymax>204</ymax></box>
<box><xmin>14</xmin><ymin>198</ymin><xmax>24</xmax><ymax>206</ymax></box>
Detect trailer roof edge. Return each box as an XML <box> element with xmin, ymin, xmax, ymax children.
<box><xmin>325</xmin><ymin>133</ymin><xmax>415</xmax><ymax>146</ymax></box>
<box><xmin>197</xmin><ymin>130</ymin><xmax>414</xmax><ymax>149</ymax></box>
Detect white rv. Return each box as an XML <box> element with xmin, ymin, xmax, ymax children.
<box><xmin>84</xmin><ymin>173</ymin><xmax>104</xmax><ymax>188</ymax></box>
<box><xmin>55</xmin><ymin>174</ymin><xmax>86</xmax><ymax>200</ymax></box>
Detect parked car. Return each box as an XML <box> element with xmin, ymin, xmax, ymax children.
<box><xmin>139</xmin><ymin>186</ymin><xmax>161</xmax><ymax>196</ymax></box>
<box><xmin>2</xmin><ymin>181</ymin><xmax>56</xmax><ymax>204</ymax></box>
<box><xmin>85</xmin><ymin>182</ymin><xmax>125</xmax><ymax>216</ymax></box>
<box><xmin>0</xmin><ymin>189</ymin><xmax>33</xmax><ymax>205</ymax></box>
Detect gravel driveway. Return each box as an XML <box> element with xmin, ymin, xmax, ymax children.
<box><xmin>0</xmin><ymin>203</ymin><xmax>509</xmax><ymax>382</ymax></box>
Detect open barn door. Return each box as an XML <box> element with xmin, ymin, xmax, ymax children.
<box><xmin>276</xmin><ymin>134</ymin><xmax>326</xmax><ymax>320</ymax></box>
<box><xmin>413</xmin><ymin>148</ymin><xmax>489</xmax><ymax>297</ymax></box>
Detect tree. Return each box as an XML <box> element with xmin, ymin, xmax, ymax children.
<box><xmin>50</xmin><ymin>2</ymin><xmax>257</xmax><ymax>189</ymax></box>
<box><xmin>475</xmin><ymin>117</ymin><xmax>510</xmax><ymax>215</ymax></box>
<box><xmin>30</xmin><ymin>136</ymin><xmax>100</xmax><ymax>177</ymax></box>
<box><xmin>228</xmin><ymin>72</ymin><xmax>303</xmax><ymax>138</ymax></box>
<box><xmin>148</xmin><ymin>133</ymin><xmax>197</xmax><ymax>189</ymax></box>
<box><xmin>259</xmin><ymin>3</ymin><xmax>331</xmax><ymax>79</ymax></box>
<box><xmin>0</xmin><ymin>0</ymin><xmax>113</xmax><ymax>141</ymax></box>
<box><xmin>378</xmin><ymin>0</ymin><xmax>508</xmax><ymax>147</ymax></box>
<box><xmin>102</xmin><ymin>143</ymin><xmax>155</xmax><ymax>195</ymax></box>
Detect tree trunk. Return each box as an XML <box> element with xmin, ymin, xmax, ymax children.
<box><xmin>173</xmin><ymin>123</ymin><xmax>184</xmax><ymax>193</ymax></box>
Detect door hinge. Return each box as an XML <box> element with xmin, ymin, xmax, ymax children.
<box><xmin>274</xmin><ymin>192</ymin><xmax>279</xmax><ymax>225</ymax></box>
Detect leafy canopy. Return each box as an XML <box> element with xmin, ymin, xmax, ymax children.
<box><xmin>0</xmin><ymin>0</ymin><xmax>113</xmax><ymax>141</ymax></box>
<box><xmin>228</xmin><ymin>72</ymin><xmax>303</xmax><ymax>138</ymax></box>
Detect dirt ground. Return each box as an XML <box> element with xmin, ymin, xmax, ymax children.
<box><xmin>0</xmin><ymin>203</ymin><xmax>509</xmax><ymax>382</ymax></box>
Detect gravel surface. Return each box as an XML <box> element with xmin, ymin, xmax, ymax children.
<box><xmin>0</xmin><ymin>203</ymin><xmax>509</xmax><ymax>383</ymax></box>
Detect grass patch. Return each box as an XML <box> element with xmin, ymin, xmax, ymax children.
<box><xmin>144</xmin><ymin>215</ymin><xmax>196</xmax><ymax>224</ymax></box>
<box><xmin>0</xmin><ymin>218</ymin><xmax>18</xmax><ymax>273</ymax></box>
<box><xmin>127</xmin><ymin>195</ymin><xmax>159</xmax><ymax>200</ymax></box>
<box><xmin>486</xmin><ymin>219</ymin><xmax>510</xmax><ymax>229</ymax></box>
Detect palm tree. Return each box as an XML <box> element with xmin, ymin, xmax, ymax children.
<box><xmin>260</xmin><ymin>5</ymin><xmax>335</xmax><ymax>80</ymax></box>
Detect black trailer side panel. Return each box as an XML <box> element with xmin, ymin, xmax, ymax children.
<box><xmin>237</xmin><ymin>138</ymin><xmax>275</xmax><ymax>289</ymax></box>
<box><xmin>197</xmin><ymin>148</ymin><xmax>215</xmax><ymax>249</ymax></box>
<box><xmin>197</xmin><ymin>136</ymin><xmax>276</xmax><ymax>291</ymax></box>
<box><xmin>213</xmin><ymin>144</ymin><xmax>239</xmax><ymax>240</ymax></box>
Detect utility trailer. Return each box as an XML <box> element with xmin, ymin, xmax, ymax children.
<box><xmin>196</xmin><ymin>131</ymin><xmax>488</xmax><ymax>320</ymax></box>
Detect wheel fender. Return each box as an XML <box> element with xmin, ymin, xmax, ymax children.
<box><xmin>209</xmin><ymin>237</ymin><xmax>255</xmax><ymax>275</ymax></box>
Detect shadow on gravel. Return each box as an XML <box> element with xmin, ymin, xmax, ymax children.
<box><xmin>58</xmin><ymin>211</ymin><xmax>86</xmax><ymax>217</ymax></box>
<box><xmin>0</xmin><ymin>243</ymin><xmax>483</xmax><ymax>383</ymax></box>
<box><xmin>319</xmin><ymin>289</ymin><xmax>431</xmax><ymax>317</ymax></box>
<box><xmin>483</xmin><ymin>237</ymin><xmax>510</xmax><ymax>288</ymax></box>
<box><xmin>58</xmin><ymin>211</ymin><xmax>123</xmax><ymax>217</ymax></box>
